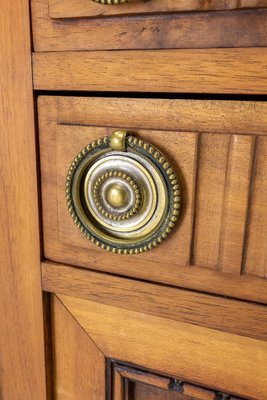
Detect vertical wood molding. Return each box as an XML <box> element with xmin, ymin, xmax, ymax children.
<box><xmin>0</xmin><ymin>1</ymin><xmax>46</xmax><ymax>399</ymax></box>
<box><xmin>244</xmin><ymin>136</ymin><xmax>267</xmax><ymax>278</ymax></box>
<box><xmin>193</xmin><ymin>134</ymin><xmax>230</xmax><ymax>269</ymax></box>
<box><xmin>219</xmin><ymin>135</ymin><xmax>255</xmax><ymax>274</ymax></box>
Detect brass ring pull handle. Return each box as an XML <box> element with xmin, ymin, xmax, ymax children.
<box><xmin>66</xmin><ymin>131</ymin><xmax>181</xmax><ymax>255</ymax></box>
<box><xmin>91</xmin><ymin>0</ymin><xmax>129</xmax><ymax>4</ymax></box>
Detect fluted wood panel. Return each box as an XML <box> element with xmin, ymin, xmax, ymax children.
<box><xmin>244</xmin><ymin>137</ymin><xmax>267</xmax><ymax>278</ymax></box>
<box><xmin>218</xmin><ymin>135</ymin><xmax>254</xmax><ymax>274</ymax></box>
<box><xmin>193</xmin><ymin>134</ymin><xmax>255</xmax><ymax>274</ymax></box>
<box><xmin>194</xmin><ymin>134</ymin><xmax>230</xmax><ymax>270</ymax></box>
<box><xmin>38</xmin><ymin>96</ymin><xmax>267</xmax><ymax>303</ymax></box>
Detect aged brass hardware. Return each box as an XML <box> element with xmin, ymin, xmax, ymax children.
<box><xmin>91</xmin><ymin>0</ymin><xmax>129</xmax><ymax>4</ymax></box>
<box><xmin>66</xmin><ymin>131</ymin><xmax>181</xmax><ymax>254</ymax></box>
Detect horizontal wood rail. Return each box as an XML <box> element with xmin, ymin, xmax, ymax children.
<box><xmin>42</xmin><ymin>261</ymin><xmax>267</xmax><ymax>341</ymax></box>
<box><xmin>33</xmin><ymin>48</ymin><xmax>267</xmax><ymax>94</ymax></box>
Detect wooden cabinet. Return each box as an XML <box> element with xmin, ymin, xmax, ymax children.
<box><xmin>1</xmin><ymin>1</ymin><xmax>267</xmax><ymax>399</ymax></box>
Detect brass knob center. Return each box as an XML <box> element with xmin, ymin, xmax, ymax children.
<box><xmin>105</xmin><ymin>183</ymin><xmax>129</xmax><ymax>208</ymax></box>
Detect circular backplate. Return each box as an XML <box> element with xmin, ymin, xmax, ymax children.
<box><xmin>66</xmin><ymin>134</ymin><xmax>181</xmax><ymax>254</ymax></box>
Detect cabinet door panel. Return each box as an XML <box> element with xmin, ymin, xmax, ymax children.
<box><xmin>48</xmin><ymin>293</ymin><xmax>266</xmax><ymax>399</ymax></box>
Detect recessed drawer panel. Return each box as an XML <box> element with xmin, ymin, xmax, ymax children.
<box><xmin>38</xmin><ymin>96</ymin><xmax>267</xmax><ymax>304</ymax></box>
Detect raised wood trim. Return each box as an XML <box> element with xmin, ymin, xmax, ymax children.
<box><xmin>113</xmin><ymin>363</ymin><xmax>218</xmax><ymax>400</ymax></box>
<box><xmin>58</xmin><ymin>294</ymin><xmax>267</xmax><ymax>399</ymax></box>
<box><xmin>42</xmin><ymin>262</ymin><xmax>267</xmax><ymax>341</ymax></box>
<box><xmin>33</xmin><ymin>48</ymin><xmax>267</xmax><ymax>94</ymax></box>
<box><xmin>38</xmin><ymin>96</ymin><xmax>267</xmax><ymax>136</ymax></box>
<box><xmin>0</xmin><ymin>1</ymin><xmax>46</xmax><ymax>399</ymax></box>
<box><xmin>218</xmin><ymin>135</ymin><xmax>255</xmax><ymax>273</ymax></box>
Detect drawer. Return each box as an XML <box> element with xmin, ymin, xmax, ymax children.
<box><xmin>47</xmin><ymin>0</ymin><xmax>267</xmax><ymax>19</ymax></box>
<box><xmin>38</xmin><ymin>96</ymin><xmax>267</xmax><ymax>304</ymax></box>
<box><xmin>31</xmin><ymin>0</ymin><xmax>267</xmax><ymax>52</ymax></box>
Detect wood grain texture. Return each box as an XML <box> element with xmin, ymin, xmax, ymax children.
<box><xmin>115</xmin><ymin>365</ymin><xmax>216</xmax><ymax>400</ymax></box>
<box><xmin>32</xmin><ymin>0</ymin><xmax>267</xmax><ymax>52</ymax></box>
<box><xmin>33</xmin><ymin>48</ymin><xmax>267</xmax><ymax>94</ymax></box>
<box><xmin>38</xmin><ymin>96</ymin><xmax>267</xmax><ymax>303</ymax></box>
<box><xmin>219</xmin><ymin>136</ymin><xmax>255</xmax><ymax>274</ymax></box>
<box><xmin>133</xmin><ymin>382</ymin><xmax>211</xmax><ymax>400</ymax></box>
<box><xmin>42</xmin><ymin>261</ymin><xmax>267</xmax><ymax>342</ymax></box>
<box><xmin>194</xmin><ymin>134</ymin><xmax>230</xmax><ymax>270</ymax></box>
<box><xmin>58</xmin><ymin>294</ymin><xmax>267</xmax><ymax>399</ymax></box>
<box><xmin>49</xmin><ymin>0</ymin><xmax>267</xmax><ymax>19</ymax></box>
<box><xmin>0</xmin><ymin>1</ymin><xmax>46</xmax><ymax>399</ymax></box>
<box><xmin>244</xmin><ymin>137</ymin><xmax>267</xmax><ymax>278</ymax></box>
<box><xmin>194</xmin><ymin>134</ymin><xmax>255</xmax><ymax>273</ymax></box>
<box><xmin>39</xmin><ymin>96</ymin><xmax>267</xmax><ymax>136</ymax></box>
<box><xmin>52</xmin><ymin>296</ymin><xmax>106</xmax><ymax>400</ymax></box>
<box><xmin>115</xmin><ymin>365</ymin><xmax>173</xmax><ymax>393</ymax></box>
<box><xmin>133</xmin><ymin>383</ymin><xmax>187</xmax><ymax>400</ymax></box>
<box><xmin>114</xmin><ymin>369</ymin><xmax>124</xmax><ymax>400</ymax></box>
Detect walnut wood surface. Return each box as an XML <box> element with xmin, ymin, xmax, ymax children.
<box><xmin>42</xmin><ymin>261</ymin><xmax>267</xmax><ymax>341</ymax></box>
<box><xmin>0</xmin><ymin>1</ymin><xmax>46</xmax><ymax>399</ymax></box>
<box><xmin>49</xmin><ymin>0</ymin><xmax>267</xmax><ymax>19</ymax></box>
<box><xmin>58</xmin><ymin>294</ymin><xmax>267</xmax><ymax>399</ymax></box>
<box><xmin>32</xmin><ymin>0</ymin><xmax>267</xmax><ymax>52</ymax></box>
<box><xmin>133</xmin><ymin>383</ymin><xmax>208</xmax><ymax>400</ymax></box>
<box><xmin>120</xmin><ymin>368</ymin><xmax>243</xmax><ymax>400</ymax></box>
<box><xmin>52</xmin><ymin>295</ymin><xmax>247</xmax><ymax>399</ymax></box>
<box><xmin>33</xmin><ymin>48</ymin><xmax>267</xmax><ymax>94</ymax></box>
<box><xmin>218</xmin><ymin>136</ymin><xmax>255</xmax><ymax>273</ymax></box>
<box><xmin>39</xmin><ymin>96</ymin><xmax>267</xmax><ymax>136</ymax></box>
<box><xmin>52</xmin><ymin>296</ymin><xmax>105</xmax><ymax>399</ymax></box>
<box><xmin>38</xmin><ymin>96</ymin><xmax>267</xmax><ymax>303</ymax></box>
<box><xmin>244</xmin><ymin>137</ymin><xmax>267</xmax><ymax>278</ymax></box>
<box><xmin>115</xmin><ymin>362</ymin><xmax>241</xmax><ymax>400</ymax></box>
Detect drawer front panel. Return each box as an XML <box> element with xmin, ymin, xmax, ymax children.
<box><xmin>48</xmin><ymin>0</ymin><xmax>267</xmax><ymax>19</ymax></box>
<box><xmin>32</xmin><ymin>0</ymin><xmax>267</xmax><ymax>52</ymax></box>
<box><xmin>38</xmin><ymin>96</ymin><xmax>267</xmax><ymax>303</ymax></box>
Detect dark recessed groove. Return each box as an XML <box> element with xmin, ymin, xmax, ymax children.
<box><xmin>34</xmin><ymin>90</ymin><xmax>267</xmax><ymax>102</ymax></box>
